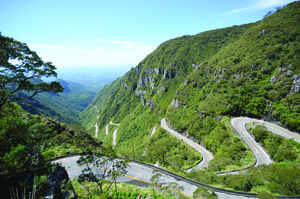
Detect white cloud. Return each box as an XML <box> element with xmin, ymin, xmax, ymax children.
<box><xmin>221</xmin><ymin>0</ymin><xmax>295</xmax><ymax>16</ymax></box>
<box><xmin>27</xmin><ymin>40</ymin><xmax>155</xmax><ymax>67</ymax></box>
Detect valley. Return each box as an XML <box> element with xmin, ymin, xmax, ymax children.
<box><xmin>1</xmin><ymin>1</ymin><xmax>300</xmax><ymax>198</ymax></box>
<box><xmin>78</xmin><ymin>2</ymin><xmax>300</xmax><ymax>197</ymax></box>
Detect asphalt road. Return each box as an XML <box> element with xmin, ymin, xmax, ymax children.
<box><xmin>160</xmin><ymin>118</ymin><xmax>213</xmax><ymax>172</ymax></box>
<box><xmin>53</xmin><ymin>155</ymin><xmax>198</xmax><ymax>198</ymax></box>
<box><xmin>54</xmin><ymin>117</ymin><xmax>299</xmax><ymax>198</ymax></box>
<box><xmin>264</xmin><ymin>121</ymin><xmax>300</xmax><ymax>143</ymax></box>
<box><xmin>53</xmin><ymin>155</ymin><xmax>255</xmax><ymax>199</ymax></box>
<box><xmin>231</xmin><ymin>117</ymin><xmax>272</xmax><ymax>166</ymax></box>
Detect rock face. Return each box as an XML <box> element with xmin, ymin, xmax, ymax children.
<box><xmin>158</xmin><ymin>86</ymin><xmax>167</xmax><ymax>93</ymax></box>
<box><xmin>290</xmin><ymin>74</ymin><xmax>300</xmax><ymax>94</ymax></box>
<box><xmin>171</xmin><ymin>98</ymin><xmax>180</xmax><ymax>109</ymax></box>
<box><xmin>45</xmin><ymin>166</ymin><xmax>72</xmax><ymax>199</ymax></box>
<box><xmin>123</xmin><ymin>83</ymin><xmax>134</xmax><ymax>91</ymax></box>
<box><xmin>135</xmin><ymin>66</ymin><xmax>141</xmax><ymax>74</ymax></box>
<box><xmin>138</xmin><ymin>75</ymin><xmax>152</xmax><ymax>87</ymax></box>
<box><xmin>270</xmin><ymin>75</ymin><xmax>277</xmax><ymax>84</ymax></box>
<box><xmin>154</xmin><ymin>68</ymin><xmax>161</xmax><ymax>75</ymax></box>
<box><xmin>259</xmin><ymin>29</ymin><xmax>267</xmax><ymax>34</ymax></box>
<box><xmin>163</xmin><ymin>68</ymin><xmax>174</xmax><ymax>79</ymax></box>
<box><xmin>146</xmin><ymin>99</ymin><xmax>156</xmax><ymax>109</ymax></box>
<box><xmin>235</xmin><ymin>73</ymin><xmax>242</xmax><ymax>80</ymax></box>
<box><xmin>134</xmin><ymin>66</ymin><xmax>176</xmax><ymax>107</ymax></box>
<box><xmin>216</xmin><ymin>68</ymin><xmax>226</xmax><ymax>82</ymax></box>
<box><xmin>135</xmin><ymin>89</ymin><xmax>147</xmax><ymax>97</ymax></box>
<box><xmin>192</xmin><ymin>63</ymin><xmax>200</xmax><ymax>69</ymax></box>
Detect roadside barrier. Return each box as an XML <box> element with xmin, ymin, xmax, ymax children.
<box><xmin>50</xmin><ymin>153</ymin><xmax>299</xmax><ymax>199</ymax></box>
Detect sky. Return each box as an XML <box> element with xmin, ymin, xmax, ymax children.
<box><xmin>0</xmin><ymin>0</ymin><xmax>297</xmax><ymax>71</ymax></box>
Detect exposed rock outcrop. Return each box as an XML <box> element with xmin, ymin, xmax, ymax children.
<box><xmin>171</xmin><ymin>98</ymin><xmax>180</xmax><ymax>109</ymax></box>
<box><xmin>45</xmin><ymin>166</ymin><xmax>72</xmax><ymax>199</ymax></box>
<box><xmin>135</xmin><ymin>66</ymin><xmax>141</xmax><ymax>74</ymax></box>
<box><xmin>135</xmin><ymin>89</ymin><xmax>147</xmax><ymax>97</ymax></box>
<box><xmin>216</xmin><ymin>68</ymin><xmax>226</xmax><ymax>83</ymax></box>
<box><xmin>154</xmin><ymin>68</ymin><xmax>162</xmax><ymax>75</ymax></box>
<box><xmin>259</xmin><ymin>29</ymin><xmax>267</xmax><ymax>34</ymax></box>
<box><xmin>270</xmin><ymin>75</ymin><xmax>277</xmax><ymax>84</ymax></box>
<box><xmin>158</xmin><ymin>86</ymin><xmax>168</xmax><ymax>93</ymax></box>
<box><xmin>146</xmin><ymin>99</ymin><xmax>156</xmax><ymax>109</ymax></box>
<box><xmin>163</xmin><ymin>68</ymin><xmax>174</xmax><ymax>79</ymax></box>
<box><xmin>235</xmin><ymin>73</ymin><xmax>243</xmax><ymax>80</ymax></box>
<box><xmin>290</xmin><ymin>74</ymin><xmax>300</xmax><ymax>94</ymax></box>
<box><xmin>138</xmin><ymin>75</ymin><xmax>152</xmax><ymax>87</ymax></box>
<box><xmin>123</xmin><ymin>83</ymin><xmax>134</xmax><ymax>91</ymax></box>
<box><xmin>150</xmin><ymin>79</ymin><xmax>155</xmax><ymax>89</ymax></box>
<box><xmin>192</xmin><ymin>63</ymin><xmax>200</xmax><ymax>69</ymax></box>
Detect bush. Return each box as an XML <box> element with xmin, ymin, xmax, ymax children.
<box><xmin>42</xmin><ymin>150</ymin><xmax>55</xmax><ymax>160</ymax></box>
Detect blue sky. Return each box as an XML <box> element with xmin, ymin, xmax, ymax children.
<box><xmin>0</xmin><ymin>0</ymin><xmax>296</xmax><ymax>70</ymax></box>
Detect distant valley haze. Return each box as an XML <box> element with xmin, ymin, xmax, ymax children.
<box><xmin>43</xmin><ymin>65</ymin><xmax>132</xmax><ymax>92</ymax></box>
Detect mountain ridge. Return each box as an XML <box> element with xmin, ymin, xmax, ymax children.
<box><xmin>79</xmin><ymin>1</ymin><xmax>300</xmax><ymax>195</ymax></box>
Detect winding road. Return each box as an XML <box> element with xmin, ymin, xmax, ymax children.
<box><xmin>94</xmin><ymin>123</ymin><xmax>98</xmax><ymax>138</ymax></box>
<box><xmin>103</xmin><ymin>121</ymin><xmax>120</xmax><ymax>146</ymax></box>
<box><xmin>231</xmin><ymin>117</ymin><xmax>272</xmax><ymax>167</ymax></box>
<box><xmin>55</xmin><ymin>117</ymin><xmax>299</xmax><ymax>198</ymax></box>
<box><xmin>161</xmin><ymin>118</ymin><xmax>213</xmax><ymax>172</ymax></box>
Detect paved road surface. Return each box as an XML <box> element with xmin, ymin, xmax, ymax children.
<box><xmin>94</xmin><ymin>123</ymin><xmax>98</xmax><ymax>138</ymax></box>
<box><xmin>113</xmin><ymin>128</ymin><xmax>118</xmax><ymax>148</ymax></box>
<box><xmin>53</xmin><ymin>155</ymin><xmax>255</xmax><ymax>199</ymax></box>
<box><xmin>231</xmin><ymin>117</ymin><xmax>272</xmax><ymax>166</ymax></box>
<box><xmin>105</xmin><ymin>121</ymin><xmax>120</xmax><ymax>146</ymax></box>
<box><xmin>161</xmin><ymin>118</ymin><xmax>213</xmax><ymax>171</ymax></box>
<box><xmin>55</xmin><ymin>117</ymin><xmax>299</xmax><ymax>198</ymax></box>
<box><xmin>150</xmin><ymin>125</ymin><xmax>156</xmax><ymax>137</ymax></box>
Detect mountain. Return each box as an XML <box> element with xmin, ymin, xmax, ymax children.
<box><xmin>81</xmin><ymin>1</ymin><xmax>300</xmax><ymax>171</ymax></box>
<box><xmin>18</xmin><ymin>78</ymin><xmax>96</xmax><ymax>124</ymax></box>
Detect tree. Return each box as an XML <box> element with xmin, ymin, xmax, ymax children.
<box><xmin>257</xmin><ymin>191</ymin><xmax>277</xmax><ymax>199</ymax></box>
<box><xmin>0</xmin><ymin>35</ymin><xmax>64</xmax><ymax>112</ymax></box>
<box><xmin>193</xmin><ymin>186</ymin><xmax>218</xmax><ymax>199</ymax></box>
<box><xmin>76</xmin><ymin>149</ymin><xmax>129</xmax><ymax>198</ymax></box>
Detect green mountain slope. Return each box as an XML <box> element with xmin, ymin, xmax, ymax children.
<box><xmin>18</xmin><ymin>78</ymin><xmax>96</xmax><ymax>124</ymax></box>
<box><xmin>81</xmin><ymin>1</ymin><xmax>300</xmax><ymax>189</ymax></box>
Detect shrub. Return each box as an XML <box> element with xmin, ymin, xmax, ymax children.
<box><xmin>42</xmin><ymin>150</ymin><xmax>55</xmax><ymax>160</ymax></box>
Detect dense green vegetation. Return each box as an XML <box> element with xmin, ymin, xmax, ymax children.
<box><xmin>0</xmin><ymin>103</ymin><xmax>102</xmax><ymax>198</ymax></box>
<box><xmin>81</xmin><ymin>16</ymin><xmax>255</xmax><ymax>172</ymax></box>
<box><xmin>18</xmin><ymin>78</ymin><xmax>96</xmax><ymax>124</ymax></box>
<box><xmin>72</xmin><ymin>180</ymin><xmax>188</xmax><ymax>199</ymax></box>
<box><xmin>80</xmin><ymin>77</ymin><xmax>124</xmax><ymax>128</ymax></box>
<box><xmin>80</xmin><ymin>1</ymin><xmax>300</xmax><ymax>196</ymax></box>
<box><xmin>2</xmin><ymin>1</ymin><xmax>300</xmax><ymax>198</ymax></box>
<box><xmin>0</xmin><ymin>35</ymin><xmax>64</xmax><ymax>112</ymax></box>
<box><xmin>250</xmin><ymin>124</ymin><xmax>300</xmax><ymax>162</ymax></box>
<box><xmin>188</xmin><ymin>162</ymin><xmax>300</xmax><ymax>196</ymax></box>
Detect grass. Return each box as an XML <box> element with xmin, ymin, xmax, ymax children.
<box><xmin>71</xmin><ymin>180</ymin><xmax>188</xmax><ymax>199</ymax></box>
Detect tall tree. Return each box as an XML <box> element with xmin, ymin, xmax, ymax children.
<box><xmin>0</xmin><ymin>34</ymin><xmax>63</xmax><ymax>112</ymax></box>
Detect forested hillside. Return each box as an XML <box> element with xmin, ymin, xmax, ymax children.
<box><xmin>80</xmin><ymin>1</ymin><xmax>300</xmax><ymax>195</ymax></box>
<box><xmin>18</xmin><ymin>78</ymin><xmax>96</xmax><ymax>124</ymax></box>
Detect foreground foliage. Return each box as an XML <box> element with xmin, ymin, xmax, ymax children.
<box><xmin>0</xmin><ymin>103</ymin><xmax>102</xmax><ymax>198</ymax></box>
<box><xmin>0</xmin><ymin>35</ymin><xmax>64</xmax><ymax>112</ymax></box>
<box><xmin>188</xmin><ymin>162</ymin><xmax>300</xmax><ymax>196</ymax></box>
<box><xmin>251</xmin><ymin>125</ymin><xmax>299</xmax><ymax>162</ymax></box>
<box><xmin>72</xmin><ymin>180</ymin><xmax>186</xmax><ymax>199</ymax></box>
